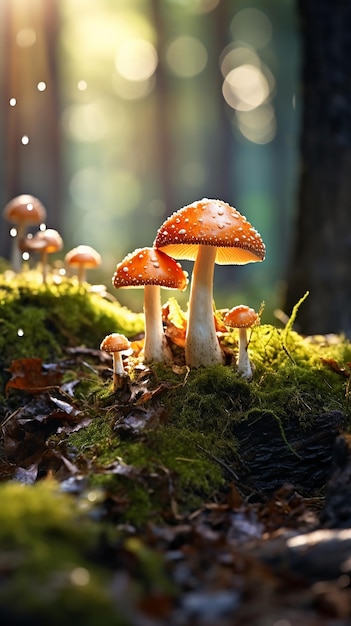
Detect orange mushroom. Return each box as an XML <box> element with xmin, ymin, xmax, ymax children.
<box><xmin>3</xmin><ymin>194</ymin><xmax>46</xmax><ymax>272</ymax></box>
<box><xmin>154</xmin><ymin>198</ymin><xmax>265</xmax><ymax>368</ymax></box>
<box><xmin>100</xmin><ymin>333</ymin><xmax>131</xmax><ymax>390</ymax></box>
<box><xmin>223</xmin><ymin>305</ymin><xmax>260</xmax><ymax>379</ymax></box>
<box><xmin>112</xmin><ymin>247</ymin><xmax>188</xmax><ymax>364</ymax></box>
<box><xmin>65</xmin><ymin>245</ymin><xmax>102</xmax><ymax>285</ymax></box>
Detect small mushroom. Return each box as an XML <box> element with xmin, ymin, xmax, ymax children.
<box><xmin>223</xmin><ymin>305</ymin><xmax>260</xmax><ymax>379</ymax></box>
<box><xmin>3</xmin><ymin>194</ymin><xmax>46</xmax><ymax>272</ymax></box>
<box><xmin>154</xmin><ymin>198</ymin><xmax>265</xmax><ymax>368</ymax></box>
<box><xmin>112</xmin><ymin>247</ymin><xmax>188</xmax><ymax>364</ymax></box>
<box><xmin>21</xmin><ymin>228</ymin><xmax>63</xmax><ymax>283</ymax></box>
<box><xmin>65</xmin><ymin>245</ymin><xmax>102</xmax><ymax>285</ymax></box>
<box><xmin>100</xmin><ymin>333</ymin><xmax>131</xmax><ymax>390</ymax></box>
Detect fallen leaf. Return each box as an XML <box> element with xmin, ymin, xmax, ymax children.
<box><xmin>6</xmin><ymin>358</ymin><xmax>63</xmax><ymax>395</ymax></box>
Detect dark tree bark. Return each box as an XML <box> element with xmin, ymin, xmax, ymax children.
<box><xmin>284</xmin><ymin>0</ymin><xmax>351</xmax><ymax>336</ymax></box>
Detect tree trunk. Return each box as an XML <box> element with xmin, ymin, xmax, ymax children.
<box><xmin>284</xmin><ymin>0</ymin><xmax>351</xmax><ymax>336</ymax></box>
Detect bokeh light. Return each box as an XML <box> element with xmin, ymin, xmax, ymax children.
<box><xmin>115</xmin><ymin>38</ymin><xmax>158</xmax><ymax>82</ymax></box>
<box><xmin>230</xmin><ymin>8</ymin><xmax>273</xmax><ymax>49</ymax></box>
<box><xmin>16</xmin><ymin>27</ymin><xmax>36</xmax><ymax>48</ymax></box>
<box><xmin>222</xmin><ymin>64</ymin><xmax>272</xmax><ymax>112</ymax></box>
<box><xmin>62</xmin><ymin>103</ymin><xmax>107</xmax><ymax>142</ymax></box>
<box><xmin>166</xmin><ymin>36</ymin><xmax>208</xmax><ymax>78</ymax></box>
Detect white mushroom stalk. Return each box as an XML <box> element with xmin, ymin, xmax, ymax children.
<box><xmin>186</xmin><ymin>245</ymin><xmax>224</xmax><ymax>367</ymax></box>
<box><xmin>143</xmin><ymin>284</ymin><xmax>173</xmax><ymax>364</ymax></box>
<box><xmin>237</xmin><ymin>327</ymin><xmax>253</xmax><ymax>380</ymax></box>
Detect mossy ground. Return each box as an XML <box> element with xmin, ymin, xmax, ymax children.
<box><xmin>1</xmin><ymin>270</ymin><xmax>351</xmax><ymax>622</ymax></box>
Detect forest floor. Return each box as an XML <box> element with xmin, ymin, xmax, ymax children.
<box><xmin>1</xmin><ymin>270</ymin><xmax>351</xmax><ymax>625</ymax></box>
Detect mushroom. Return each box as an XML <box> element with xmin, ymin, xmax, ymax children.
<box><xmin>154</xmin><ymin>198</ymin><xmax>265</xmax><ymax>368</ymax></box>
<box><xmin>21</xmin><ymin>228</ymin><xmax>63</xmax><ymax>283</ymax></box>
<box><xmin>100</xmin><ymin>333</ymin><xmax>131</xmax><ymax>390</ymax></box>
<box><xmin>65</xmin><ymin>245</ymin><xmax>102</xmax><ymax>285</ymax></box>
<box><xmin>3</xmin><ymin>194</ymin><xmax>47</xmax><ymax>272</ymax></box>
<box><xmin>112</xmin><ymin>247</ymin><xmax>188</xmax><ymax>364</ymax></box>
<box><xmin>223</xmin><ymin>305</ymin><xmax>260</xmax><ymax>379</ymax></box>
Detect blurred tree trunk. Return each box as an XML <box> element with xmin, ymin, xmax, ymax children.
<box><xmin>0</xmin><ymin>0</ymin><xmax>61</xmax><ymax>260</ymax></box>
<box><xmin>284</xmin><ymin>0</ymin><xmax>351</xmax><ymax>336</ymax></box>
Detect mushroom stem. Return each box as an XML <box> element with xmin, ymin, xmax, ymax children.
<box><xmin>12</xmin><ymin>222</ymin><xmax>27</xmax><ymax>273</ymax></box>
<box><xmin>77</xmin><ymin>265</ymin><xmax>86</xmax><ymax>285</ymax></box>
<box><xmin>112</xmin><ymin>353</ymin><xmax>126</xmax><ymax>390</ymax></box>
<box><xmin>143</xmin><ymin>284</ymin><xmax>173</xmax><ymax>364</ymax></box>
<box><xmin>40</xmin><ymin>249</ymin><xmax>48</xmax><ymax>284</ymax></box>
<box><xmin>237</xmin><ymin>327</ymin><xmax>253</xmax><ymax>379</ymax></box>
<box><xmin>185</xmin><ymin>244</ymin><xmax>224</xmax><ymax>367</ymax></box>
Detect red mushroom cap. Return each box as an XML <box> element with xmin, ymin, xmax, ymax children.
<box><xmin>3</xmin><ymin>194</ymin><xmax>46</xmax><ymax>226</ymax></box>
<box><xmin>65</xmin><ymin>245</ymin><xmax>101</xmax><ymax>269</ymax></box>
<box><xmin>112</xmin><ymin>247</ymin><xmax>188</xmax><ymax>291</ymax></box>
<box><xmin>223</xmin><ymin>305</ymin><xmax>260</xmax><ymax>329</ymax></box>
<box><xmin>154</xmin><ymin>198</ymin><xmax>265</xmax><ymax>265</ymax></box>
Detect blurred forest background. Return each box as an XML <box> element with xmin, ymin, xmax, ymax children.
<box><xmin>0</xmin><ymin>0</ymin><xmax>300</xmax><ymax>320</ymax></box>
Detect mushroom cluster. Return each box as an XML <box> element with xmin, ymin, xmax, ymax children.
<box><xmin>2</xmin><ymin>194</ymin><xmax>266</xmax><ymax>378</ymax></box>
<box><xmin>2</xmin><ymin>194</ymin><xmax>102</xmax><ymax>285</ymax></box>
<box><xmin>111</xmin><ymin>197</ymin><xmax>265</xmax><ymax>372</ymax></box>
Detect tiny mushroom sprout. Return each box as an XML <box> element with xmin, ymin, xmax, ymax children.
<box><xmin>65</xmin><ymin>245</ymin><xmax>102</xmax><ymax>285</ymax></box>
<box><xmin>154</xmin><ymin>198</ymin><xmax>265</xmax><ymax>368</ymax></box>
<box><xmin>223</xmin><ymin>305</ymin><xmax>260</xmax><ymax>380</ymax></box>
<box><xmin>112</xmin><ymin>247</ymin><xmax>188</xmax><ymax>364</ymax></box>
<box><xmin>100</xmin><ymin>333</ymin><xmax>131</xmax><ymax>390</ymax></box>
<box><xmin>3</xmin><ymin>194</ymin><xmax>47</xmax><ymax>272</ymax></box>
<box><xmin>20</xmin><ymin>228</ymin><xmax>63</xmax><ymax>283</ymax></box>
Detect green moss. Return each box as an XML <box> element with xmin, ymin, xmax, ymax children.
<box><xmin>0</xmin><ymin>479</ymin><xmax>132</xmax><ymax>625</ymax></box>
<box><xmin>0</xmin><ymin>270</ymin><xmax>144</xmax><ymax>393</ymax></box>
<box><xmin>2</xmin><ymin>271</ymin><xmax>351</xmax><ymax>527</ymax></box>
<box><xmin>67</xmin><ymin>315</ymin><xmax>351</xmax><ymax>525</ymax></box>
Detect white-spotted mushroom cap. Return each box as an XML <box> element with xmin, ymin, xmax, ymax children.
<box><xmin>3</xmin><ymin>194</ymin><xmax>46</xmax><ymax>227</ymax></box>
<box><xmin>100</xmin><ymin>333</ymin><xmax>131</xmax><ymax>354</ymax></box>
<box><xmin>65</xmin><ymin>245</ymin><xmax>101</xmax><ymax>271</ymax></box>
<box><xmin>112</xmin><ymin>247</ymin><xmax>188</xmax><ymax>291</ymax></box>
<box><xmin>223</xmin><ymin>305</ymin><xmax>260</xmax><ymax>329</ymax></box>
<box><xmin>154</xmin><ymin>198</ymin><xmax>265</xmax><ymax>265</ymax></box>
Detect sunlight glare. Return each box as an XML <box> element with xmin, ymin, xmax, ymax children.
<box><xmin>115</xmin><ymin>38</ymin><xmax>157</xmax><ymax>82</ymax></box>
<box><xmin>77</xmin><ymin>80</ymin><xmax>88</xmax><ymax>91</ymax></box>
<box><xmin>222</xmin><ymin>64</ymin><xmax>272</xmax><ymax>112</ymax></box>
<box><xmin>220</xmin><ymin>44</ymin><xmax>260</xmax><ymax>78</ymax></box>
